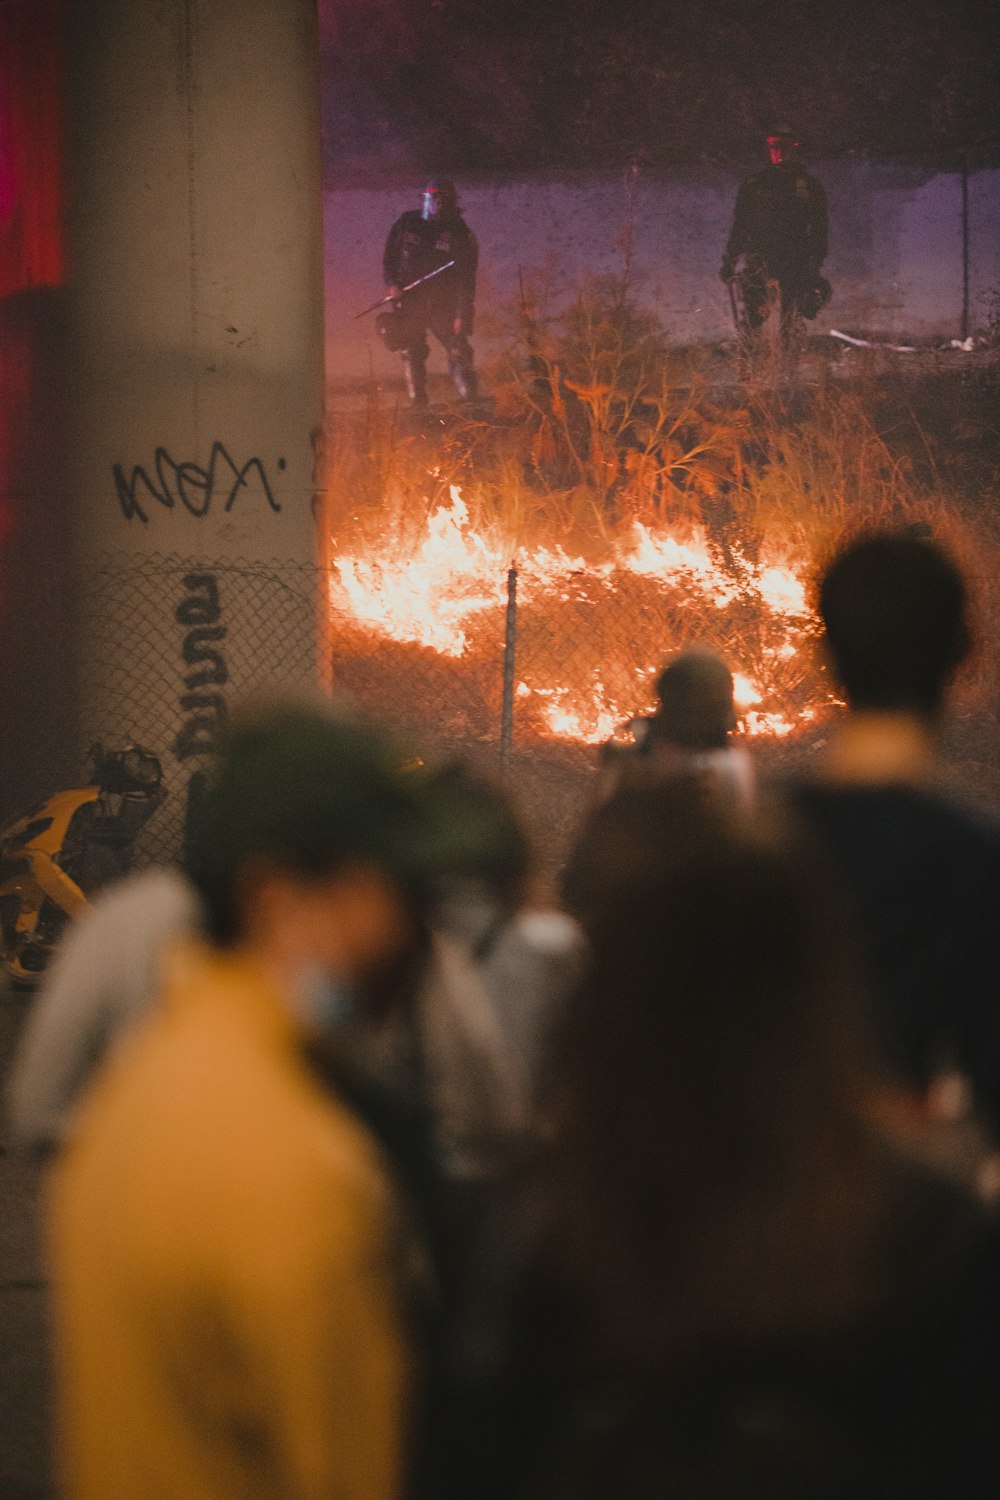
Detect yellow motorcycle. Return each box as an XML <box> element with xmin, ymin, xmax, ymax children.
<box><xmin>0</xmin><ymin>744</ymin><xmax>165</xmax><ymax>987</ymax></box>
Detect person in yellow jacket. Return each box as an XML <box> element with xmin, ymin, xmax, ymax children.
<box><xmin>47</xmin><ymin>698</ymin><xmax>452</xmax><ymax>1500</ymax></box>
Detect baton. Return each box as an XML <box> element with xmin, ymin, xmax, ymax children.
<box><xmin>726</xmin><ymin>274</ymin><xmax>748</xmax><ymax>335</ymax></box>
<box><xmin>352</xmin><ymin>260</ymin><xmax>457</xmax><ymax>319</ymax></box>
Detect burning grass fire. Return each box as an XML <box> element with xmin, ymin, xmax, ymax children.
<box><xmin>328</xmin><ymin>486</ymin><xmax>828</xmax><ymax>750</ymax></box>
<box><xmin>325</xmin><ymin>277</ymin><xmax>993</xmax><ymax>761</ymax></box>
<box><xmin>325</xmin><ymin>307</ymin><xmax>1000</xmax><ymax>877</ymax></box>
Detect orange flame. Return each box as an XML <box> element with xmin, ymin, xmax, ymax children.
<box><xmin>329</xmin><ymin>488</ymin><xmax>820</xmax><ymax>744</ymax></box>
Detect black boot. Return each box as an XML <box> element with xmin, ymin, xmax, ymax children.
<box><xmin>402</xmin><ymin>356</ymin><xmax>428</xmax><ymax>408</ymax></box>
<box><xmin>449</xmin><ymin>355</ymin><xmax>478</xmax><ymax>402</ymax></box>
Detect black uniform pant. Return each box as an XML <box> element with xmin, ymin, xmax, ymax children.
<box><xmin>400</xmin><ymin>303</ymin><xmax>476</xmax><ymax>403</ymax></box>
<box><xmin>740</xmin><ymin>259</ymin><xmax>817</xmax><ymax>340</ymax></box>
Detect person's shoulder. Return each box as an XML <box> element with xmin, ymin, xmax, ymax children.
<box><xmin>890</xmin><ymin>784</ymin><xmax>1000</xmax><ymax>863</ymax></box>
<box><xmin>390</xmin><ymin>208</ymin><xmax>423</xmax><ymax>231</ymax></box>
<box><xmin>740</xmin><ymin>168</ymin><xmax>770</xmax><ymax>191</ymax></box>
<box><xmin>439</xmin><ymin>212</ymin><xmax>476</xmax><ymax>245</ymax></box>
<box><xmin>88</xmin><ymin>864</ymin><xmax>201</xmax><ymax>925</ymax></box>
<box><xmin>33</xmin><ymin>866</ymin><xmax>199</xmax><ymax>1018</ymax></box>
<box><xmin>285</xmin><ymin>1083</ymin><xmax>404</xmax><ymax>1214</ymax></box>
<box><xmin>789</xmin><ymin>778</ymin><xmax>999</xmax><ymax>833</ymax></box>
<box><xmin>877</xmin><ymin>1150</ymin><xmax>1000</xmax><ymax>1326</ymax></box>
<box><xmin>797</xmin><ymin>777</ymin><xmax>999</xmax><ymax>847</ymax></box>
<box><xmin>130</xmin><ymin>997</ymin><xmax>400</xmax><ymax>1229</ymax></box>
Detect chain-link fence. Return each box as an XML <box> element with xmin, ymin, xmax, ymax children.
<box><xmin>79</xmin><ymin>555</ymin><xmax>321</xmax><ymax>866</ymax></box>
<box><xmin>78</xmin><ymin>549</ymin><xmax>821</xmax><ymax>878</ymax></box>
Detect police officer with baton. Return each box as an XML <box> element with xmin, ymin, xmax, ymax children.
<box><xmin>721</xmin><ymin>126</ymin><xmax>830</xmax><ymax>350</ymax></box>
<box><xmin>374</xmin><ymin>177</ymin><xmax>480</xmax><ymax>408</ymax></box>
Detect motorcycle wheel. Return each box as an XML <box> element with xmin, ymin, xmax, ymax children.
<box><xmin>0</xmin><ymin>950</ymin><xmax>44</xmax><ymax>991</ymax></box>
<box><xmin>0</xmin><ymin>896</ymin><xmax>66</xmax><ymax>991</ymax></box>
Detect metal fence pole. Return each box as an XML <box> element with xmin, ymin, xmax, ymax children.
<box><xmin>960</xmin><ymin>156</ymin><xmax>970</xmax><ymax>343</ymax></box>
<box><xmin>499</xmin><ymin>562</ymin><xmax>518</xmax><ymax>777</ymax></box>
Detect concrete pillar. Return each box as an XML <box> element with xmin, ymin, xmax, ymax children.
<box><xmin>66</xmin><ymin>0</ymin><xmax>326</xmax><ymax>853</ymax></box>
<box><xmin>0</xmin><ymin>0</ymin><xmax>73</xmax><ymax>824</ymax></box>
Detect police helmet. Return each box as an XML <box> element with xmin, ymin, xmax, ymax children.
<box><xmin>421</xmin><ymin>177</ymin><xmax>459</xmax><ymax>220</ymax></box>
<box><xmin>766</xmin><ymin>124</ymin><xmax>801</xmax><ymax>165</ymax></box>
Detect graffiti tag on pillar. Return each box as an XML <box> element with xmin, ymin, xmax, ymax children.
<box><xmin>113</xmin><ymin>443</ymin><xmax>285</xmax><ymax>523</ymax></box>
<box><xmin>174</xmin><ymin>573</ymin><xmax>230</xmax><ymax>761</ymax></box>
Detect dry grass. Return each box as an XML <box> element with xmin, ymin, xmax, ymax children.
<box><xmin>324</xmin><ymin>278</ymin><xmax>1000</xmax><ymax>875</ymax></box>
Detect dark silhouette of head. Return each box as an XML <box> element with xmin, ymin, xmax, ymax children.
<box><xmin>651</xmin><ymin>647</ymin><xmax>737</xmax><ymax>750</ymax></box>
<box><xmin>818</xmin><ymin>531</ymin><xmax>970</xmax><ymax>717</ymax></box>
<box><xmin>185</xmin><ymin>697</ymin><xmax>443</xmax><ymax>949</ymax></box>
<box><xmin>420</xmin><ymin>758</ymin><xmax>530</xmax><ymax>924</ymax></box>
<box><xmin>767</xmin><ymin>123</ymin><xmax>801</xmax><ymax>165</ymax></box>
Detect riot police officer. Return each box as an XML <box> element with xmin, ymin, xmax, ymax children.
<box><xmin>382</xmin><ymin>177</ymin><xmax>479</xmax><ymax>407</ymax></box>
<box><xmin>721</xmin><ymin>126</ymin><xmax>830</xmax><ymax>344</ymax></box>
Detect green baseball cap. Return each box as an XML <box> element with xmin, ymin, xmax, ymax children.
<box><xmin>187</xmin><ymin>697</ymin><xmax>468</xmax><ymax>916</ymax></box>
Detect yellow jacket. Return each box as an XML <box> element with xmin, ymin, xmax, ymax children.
<box><xmin>48</xmin><ymin>944</ymin><xmax>410</xmax><ymax>1500</ymax></box>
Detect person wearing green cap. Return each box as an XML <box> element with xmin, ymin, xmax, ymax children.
<box><xmin>46</xmin><ymin>696</ymin><xmax>446</xmax><ymax>1500</ymax></box>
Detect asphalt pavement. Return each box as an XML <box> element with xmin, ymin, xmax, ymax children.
<box><xmin>0</xmin><ymin>978</ymin><xmax>56</xmax><ymax>1499</ymax></box>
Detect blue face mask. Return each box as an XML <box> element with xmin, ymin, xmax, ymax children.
<box><xmin>291</xmin><ymin>967</ymin><xmax>359</xmax><ymax>1033</ymax></box>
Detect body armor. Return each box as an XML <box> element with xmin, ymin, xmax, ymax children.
<box><xmin>382</xmin><ymin>188</ymin><xmax>479</xmax><ymax>407</ymax></box>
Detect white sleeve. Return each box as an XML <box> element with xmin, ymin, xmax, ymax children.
<box><xmin>4</xmin><ymin>868</ymin><xmax>199</xmax><ymax>1150</ymax></box>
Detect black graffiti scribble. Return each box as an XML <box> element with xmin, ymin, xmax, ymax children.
<box><xmin>182</xmin><ymin>627</ymin><xmax>229</xmax><ymax>689</ymax></box>
<box><xmin>175</xmin><ymin>699</ymin><xmax>228</xmax><ymax>762</ymax></box>
<box><xmin>113</xmin><ymin>442</ymin><xmax>283</xmax><ymax>523</ymax></box>
<box><xmin>174</xmin><ymin>573</ymin><xmax>230</xmax><ymax>762</ymax></box>
<box><xmin>175</xmin><ymin>574</ymin><xmax>220</xmax><ymax>626</ymax></box>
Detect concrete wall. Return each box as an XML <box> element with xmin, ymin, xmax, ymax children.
<box><xmin>324</xmin><ymin>161</ymin><xmax>1000</xmax><ymax>389</ymax></box>
<box><xmin>69</xmin><ymin>0</ymin><xmax>326</xmax><ymax>568</ymax></box>
<box><xmin>65</xmin><ymin>0</ymin><xmax>326</xmax><ymax>836</ymax></box>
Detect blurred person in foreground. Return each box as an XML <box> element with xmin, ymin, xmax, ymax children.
<box><xmin>8</xmin><ymin>760</ymin><xmax>549</xmax><ymax>1187</ymax></box>
<box><xmin>376</xmin><ymin>762</ymin><xmax>585</xmax><ymax>1500</ymax></box>
<box><xmin>46</xmin><ymin>700</ymin><xmax>448</xmax><ymax>1500</ymax></box>
<box><xmin>792</xmin><ymin>530</ymin><xmax>1000</xmax><ymax>1141</ymax></box>
<box><xmin>419</xmin><ymin>762</ymin><xmax>585</xmax><ymax>1143</ymax></box>
<box><xmin>595</xmin><ymin>646</ymin><xmax>755</xmax><ymax>808</ymax></box>
<box><xmin>466</xmin><ymin>781</ymin><xmax>1000</xmax><ymax>1500</ymax></box>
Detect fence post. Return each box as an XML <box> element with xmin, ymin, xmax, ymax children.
<box><xmin>960</xmin><ymin>156</ymin><xmax>970</xmax><ymax>343</ymax></box>
<box><xmin>499</xmin><ymin>562</ymin><xmax>518</xmax><ymax>777</ymax></box>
